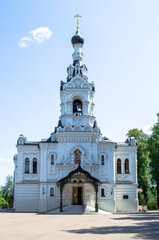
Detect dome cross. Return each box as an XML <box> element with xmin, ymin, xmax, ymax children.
<box><xmin>74</xmin><ymin>14</ymin><xmax>81</xmax><ymax>30</ymax></box>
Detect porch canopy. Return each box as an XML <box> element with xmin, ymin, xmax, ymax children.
<box><xmin>57</xmin><ymin>164</ymin><xmax>102</xmax><ymax>212</ymax></box>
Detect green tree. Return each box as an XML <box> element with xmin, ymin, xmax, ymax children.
<box><xmin>0</xmin><ymin>197</ymin><xmax>9</xmax><ymax>209</ymax></box>
<box><xmin>127</xmin><ymin>128</ymin><xmax>151</xmax><ymax>202</ymax></box>
<box><xmin>1</xmin><ymin>175</ymin><xmax>14</xmax><ymax>208</ymax></box>
<box><xmin>148</xmin><ymin>121</ymin><xmax>159</xmax><ymax>208</ymax></box>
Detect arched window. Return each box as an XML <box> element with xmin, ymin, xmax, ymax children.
<box><xmin>101</xmin><ymin>155</ymin><xmax>104</xmax><ymax>165</ymax></box>
<box><xmin>33</xmin><ymin>158</ymin><xmax>37</xmax><ymax>174</ymax></box>
<box><xmin>51</xmin><ymin>154</ymin><xmax>54</xmax><ymax>165</ymax></box>
<box><xmin>74</xmin><ymin>149</ymin><xmax>81</xmax><ymax>164</ymax></box>
<box><xmin>25</xmin><ymin>158</ymin><xmax>30</xmax><ymax>173</ymax></box>
<box><xmin>117</xmin><ymin>159</ymin><xmax>121</xmax><ymax>174</ymax></box>
<box><xmin>125</xmin><ymin>159</ymin><xmax>129</xmax><ymax>174</ymax></box>
<box><xmin>73</xmin><ymin>100</ymin><xmax>82</xmax><ymax>116</ymax></box>
<box><xmin>101</xmin><ymin>188</ymin><xmax>105</xmax><ymax>197</ymax></box>
<box><xmin>50</xmin><ymin>188</ymin><xmax>54</xmax><ymax>197</ymax></box>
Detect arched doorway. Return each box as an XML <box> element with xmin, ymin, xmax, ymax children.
<box><xmin>57</xmin><ymin>165</ymin><xmax>101</xmax><ymax>212</ymax></box>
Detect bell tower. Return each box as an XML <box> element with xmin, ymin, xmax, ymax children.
<box><xmin>55</xmin><ymin>17</ymin><xmax>100</xmax><ymax>135</ymax></box>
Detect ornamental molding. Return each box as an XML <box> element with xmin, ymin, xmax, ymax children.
<box><xmin>57</xmin><ymin>124</ymin><xmax>93</xmax><ymax>133</ymax></box>
<box><xmin>66</xmin><ymin>82</ymin><xmax>75</xmax><ymax>89</ymax></box>
<box><xmin>48</xmin><ymin>152</ymin><xmax>57</xmax><ymax>159</ymax></box>
<box><xmin>116</xmin><ymin>153</ymin><xmax>131</xmax><ymax>157</ymax></box>
<box><xmin>98</xmin><ymin>152</ymin><xmax>108</xmax><ymax>160</ymax></box>
<box><xmin>70</xmin><ymin>93</ymin><xmax>86</xmax><ymax>102</ymax></box>
<box><xmin>81</xmin><ymin>82</ymin><xmax>90</xmax><ymax>89</ymax></box>
<box><xmin>62</xmin><ymin>145</ymin><xmax>93</xmax><ymax>166</ymax></box>
<box><xmin>70</xmin><ymin>145</ymin><xmax>85</xmax><ymax>155</ymax></box>
<box><xmin>23</xmin><ymin>151</ymin><xmax>39</xmax><ymax>155</ymax></box>
<box><xmin>56</xmin><ymin>136</ymin><xmax>97</xmax><ymax>143</ymax></box>
<box><xmin>70</xmin><ymin>75</ymin><xmax>85</xmax><ymax>83</ymax></box>
<box><xmin>23</xmin><ymin>153</ymin><xmax>39</xmax><ymax>160</ymax></box>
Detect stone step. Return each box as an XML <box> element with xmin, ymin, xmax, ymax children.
<box><xmin>84</xmin><ymin>205</ymin><xmax>111</xmax><ymax>215</ymax></box>
<box><xmin>45</xmin><ymin>205</ymin><xmax>84</xmax><ymax>214</ymax></box>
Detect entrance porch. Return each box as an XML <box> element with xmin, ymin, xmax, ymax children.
<box><xmin>57</xmin><ymin>165</ymin><xmax>101</xmax><ymax>212</ymax></box>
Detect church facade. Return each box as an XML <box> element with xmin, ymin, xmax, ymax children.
<box><xmin>13</xmin><ymin>25</ymin><xmax>138</xmax><ymax>213</ymax></box>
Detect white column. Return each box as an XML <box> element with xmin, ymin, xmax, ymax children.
<box><xmin>17</xmin><ymin>150</ymin><xmax>23</xmax><ymax>182</ymax></box>
<box><xmin>39</xmin><ymin>143</ymin><xmax>48</xmax><ymax>213</ymax></box>
<box><xmin>122</xmin><ymin>159</ymin><xmax>124</xmax><ymax>174</ymax></box>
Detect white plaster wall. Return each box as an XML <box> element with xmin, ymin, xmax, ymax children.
<box><xmin>116</xmin><ymin>184</ymin><xmax>138</xmax><ymax>212</ymax></box>
<box><xmin>14</xmin><ymin>131</ymin><xmax>137</xmax><ymax>213</ymax></box>
<box><xmin>15</xmin><ymin>184</ymin><xmax>39</xmax><ymax>212</ymax></box>
<box><xmin>83</xmin><ymin>184</ymin><xmax>95</xmax><ymax>207</ymax></box>
<box><xmin>98</xmin><ymin>200</ymin><xmax>116</xmax><ymax>212</ymax></box>
<box><xmin>115</xmin><ymin>146</ymin><xmax>137</xmax><ymax>185</ymax></box>
<box><xmin>16</xmin><ymin>145</ymin><xmax>40</xmax><ymax>183</ymax></box>
<box><xmin>116</xmin><ymin>199</ymin><xmax>138</xmax><ymax>212</ymax></box>
<box><xmin>47</xmin><ymin>184</ymin><xmax>60</xmax><ymax>211</ymax></box>
<box><xmin>98</xmin><ymin>143</ymin><xmax>116</xmax><ymax>183</ymax></box>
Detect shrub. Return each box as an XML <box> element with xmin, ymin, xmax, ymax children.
<box><xmin>148</xmin><ymin>202</ymin><xmax>157</xmax><ymax>210</ymax></box>
<box><xmin>0</xmin><ymin>197</ymin><xmax>9</xmax><ymax>209</ymax></box>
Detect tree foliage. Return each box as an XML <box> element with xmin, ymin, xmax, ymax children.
<box><xmin>0</xmin><ymin>197</ymin><xmax>9</xmax><ymax>209</ymax></box>
<box><xmin>127</xmin><ymin>128</ymin><xmax>151</xmax><ymax>202</ymax></box>
<box><xmin>148</xmin><ymin>122</ymin><xmax>159</xmax><ymax>208</ymax></box>
<box><xmin>1</xmin><ymin>175</ymin><xmax>14</xmax><ymax>208</ymax></box>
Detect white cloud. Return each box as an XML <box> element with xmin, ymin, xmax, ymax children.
<box><xmin>0</xmin><ymin>157</ymin><xmax>12</xmax><ymax>162</ymax></box>
<box><xmin>18</xmin><ymin>37</ymin><xmax>32</xmax><ymax>48</ymax></box>
<box><xmin>30</xmin><ymin>27</ymin><xmax>52</xmax><ymax>43</ymax></box>
<box><xmin>18</xmin><ymin>27</ymin><xmax>52</xmax><ymax>48</ymax></box>
<box><xmin>142</xmin><ymin>124</ymin><xmax>153</xmax><ymax>132</ymax></box>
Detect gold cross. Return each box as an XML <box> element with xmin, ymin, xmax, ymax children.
<box><xmin>74</xmin><ymin>14</ymin><xmax>81</xmax><ymax>29</ymax></box>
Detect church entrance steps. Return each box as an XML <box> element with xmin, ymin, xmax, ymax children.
<box><xmin>84</xmin><ymin>205</ymin><xmax>111</xmax><ymax>215</ymax></box>
<box><xmin>45</xmin><ymin>205</ymin><xmax>111</xmax><ymax>215</ymax></box>
<box><xmin>45</xmin><ymin>205</ymin><xmax>84</xmax><ymax>215</ymax></box>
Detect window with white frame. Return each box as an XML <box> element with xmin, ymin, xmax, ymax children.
<box><xmin>117</xmin><ymin>158</ymin><xmax>121</xmax><ymax>174</ymax></box>
<box><xmin>125</xmin><ymin>159</ymin><xmax>129</xmax><ymax>174</ymax></box>
<box><xmin>25</xmin><ymin>158</ymin><xmax>30</xmax><ymax>173</ymax></box>
<box><xmin>101</xmin><ymin>188</ymin><xmax>105</xmax><ymax>197</ymax></box>
<box><xmin>50</xmin><ymin>188</ymin><xmax>54</xmax><ymax>197</ymax></box>
<box><xmin>33</xmin><ymin>158</ymin><xmax>37</xmax><ymax>174</ymax></box>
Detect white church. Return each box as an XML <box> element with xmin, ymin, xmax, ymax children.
<box><xmin>13</xmin><ymin>21</ymin><xmax>138</xmax><ymax>213</ymax></box>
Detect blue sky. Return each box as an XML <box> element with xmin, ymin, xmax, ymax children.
<box><xmin>0</xmin><ymin>0</ymin><xmax>159</xmax><ymax>185</ymax></box>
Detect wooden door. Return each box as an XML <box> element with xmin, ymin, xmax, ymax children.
<box><xmin>73</xmin><ymin>187</ymin><xmax>78</xmax><ymax>205</ymax></box>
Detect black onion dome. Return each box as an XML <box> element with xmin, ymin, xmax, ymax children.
<box><xmin>71</xmin><ymin>29</ymin><xmax>84</xmax><ymax>45</ymax></box>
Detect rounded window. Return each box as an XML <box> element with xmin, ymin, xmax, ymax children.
<box><xmin>73</xmin><ymin>100</ymin><xmax>82</xmax><ymax>116</ymax></box>
<box><xmin>74</xmin><ymin>149</ymin><xmax>81</xmax><ymax>164</ymax></box>
<box><xmin>117</xmin><ymin>158</ymin><xmax>121</xmax><ymax>174</ymax></box>
<box><xmin>33</xmin><ymin>158</ymin><xmax>37</xmax><ymax>174</ymax></box>
<box><xmin>25</xmin><ymin>158</ymin><xmax>30</xmax><ymax>173</ymax></box>
<box><xmin>125</xmin><ymin>159</ymin><xmax>129</xmax><ymax>174</ymax></box>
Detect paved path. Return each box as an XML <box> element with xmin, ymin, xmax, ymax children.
<box><xmin>47</xmin><ymin>205</ymin><xmax>84</xmax><ymax>214</ymax></box>
<box><xmin>47</xmin><ymin>205</ymin><xmax>110</xmax><ymax>215</ymax></box>
<box><xmin>0</xmin><ymin>211</ymin><xmax>159</xmax><ymax>240</ymax></box>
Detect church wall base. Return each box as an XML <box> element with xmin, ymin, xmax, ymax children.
<box><xmin>15</xmin><ymin>198</ymin><xmax>39</xmax><ymax>212</ymax></box>
<box><xmin>15</xmin><ymin>184</ymin><xmax>39</xmax><ymax>212</ymax></box>
<box><xmin>38</xmin><ymin>199</ymin><xmax>48</xmax><ymax>213</ymax></box>
<box><xmin>47</xmin><ymin>197</ymin><xmax>61</xmax><ymax>211</ymax></box>
<box><xmin>116</xmin><ymin>199</ymin><xmax>138</xmax><ymax>212</ymax></box>
<box><xmin>98</xmin><ymin>199</ymin><xmax>116</xmax><ymax>213</ymax></box>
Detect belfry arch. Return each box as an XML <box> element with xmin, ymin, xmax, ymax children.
<box><xmin>57</xmin><ymin>164</ymin><xmax>101</xmax><ymax>212</ymax></box>
<box><xmin>73</xmin><ymin>99</ymin><xmax>82</xmax><ymax>116</ymax></box>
